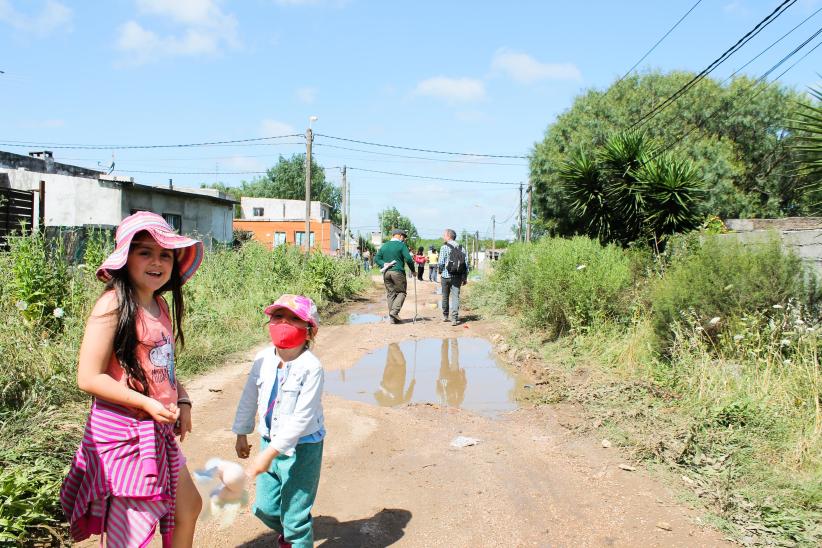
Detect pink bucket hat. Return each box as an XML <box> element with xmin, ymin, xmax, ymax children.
<box><xmin>264</xmin><ymin>294</ymin><xmax>320</xmax><ymax>330</ymax></box>
<box><xmin>96</xmin><ymin>211</ymin><xmax>204</xmax><ymax>285</ymax></box>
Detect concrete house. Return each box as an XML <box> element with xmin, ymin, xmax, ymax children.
<box><xmin>233</xmin><ymin>197</ymin><xmax>341</xmax><ymax>254</ymax></box>
<box><xmin>0</xmin><ymin>150</ymin><xmax>236</xmax><ymax>248</ymax></box>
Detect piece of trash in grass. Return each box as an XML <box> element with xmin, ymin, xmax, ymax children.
<box><xmin>450</xmin><ymin>436</ymin><xmax>480</xmax><ymax>448</ymax></box>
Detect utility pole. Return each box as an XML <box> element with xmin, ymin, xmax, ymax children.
<box><xmin>518</xmin><ymin>183</ymin><xmax>524</xmax><ymax>243</ymax></box>
<box><xmin>491</xmin><ymin>215</ymin><xmax>496</xmax><ymax>261</ymax></box>
<box><xmin>347</xmin><ymin>169</ymin><xmax>351</xmax><ymax>255</ymax></box>
<box><xmin>475</xmin><ymin>230</ymin><xmax>479</xmax><ymax>269</ymax></box>
<box><xmin>304</xmin><ymin>126</ymin><xmax>313</xmax><ymax>252</ymax></box>
<box><xmin>526</xmin><ymin>180</ymin><xmax>533</xmax><ymax>243</ymax></box>
<box><xmin>341</xmin><ymin>165</ymin><xmax>347</xmax><ymax>256</ymax></box>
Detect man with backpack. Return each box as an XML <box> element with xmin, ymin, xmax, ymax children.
<box><xmin>375</xmin><ymin>228</ymin><xmax>416</xmax><ymax>324</ymax></box>
<box><xmin>437</xmin><ymin>228</ymin><xmax>469</xmax><ymax>326</ymax></box>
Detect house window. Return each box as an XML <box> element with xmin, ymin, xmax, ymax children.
<box><xmin>273</xmin><ymin>232</ymin><xmax>287</xmax><ymax>246</ymax></box>
<box><xmin>253</xmin><ymin>207</ymin><xmax>264</xmax><ymax>217</ymax></box>
<box><xmin>162</xmin><ymin>213</ymin><xmax>182</xmax><ymax>232</ymax></box>
<box><xmin>295</xmin><ymin>231</ymin><xmax>315</xmax><ymax>247</ymax></box>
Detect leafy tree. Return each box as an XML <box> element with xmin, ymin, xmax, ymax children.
<box><xmin>531</xmin><ymin>72</ymin><xmax>814</xmax><ymax>235</ymax></box>
<box><xmin>204</xmin><ymin>154</ymin><xmax>342</xmax><ymax>223</ymax></box>
<box><xmin>558</xmin><ymin>132</ymin><xmax>702</xmax><ymax>246</ymax></box>
<box><xmin>378</xmin><ymin>207</ymin><xmax>418</xmax><ymax>239</ymax></box>
<box><xmin>789</xmin><ymin>84</ymin><xmax>822</xmax><ymax>213</ymax></box>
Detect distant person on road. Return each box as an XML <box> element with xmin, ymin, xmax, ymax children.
<box><xmin>374</xmin><ymin>229</ymin><xmax>415</xmax><ymax>324</ymax></box>
<box><xmin>427</xmin><ymin>246</ymin><xmax>439</xmax><ymax>283</ymax></box>
<box><xmin>414</xmin><ymin>246</ymin><xmax>427</xmax><ymax>281</ymax></box>
<box><xmin>233</xmin><ymin>294</ymin><xmax>325</xmax><ymax>548</ymax></box>
<box><xmin>362</xmin><ymin>248</ymin><xmax>371</xmax><ymax>271</ymax></box>
<box><xmin>438</xmin><ymin>228</ymin><xmax>469</xmax><ymax>326</ymax></box>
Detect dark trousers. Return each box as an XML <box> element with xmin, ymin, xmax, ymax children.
<box><xmin>384</xmin><ymin>270</ymin><xmax>408</xmax><ymax>318</ymax></box>
<box><xmin>416</xmin><ymin>265</ymin><xmax>424</xmax><ymax>280</ymax></box>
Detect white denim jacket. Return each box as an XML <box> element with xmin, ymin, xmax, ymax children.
<box><xmin>231</xmin><ymin>346</ymin><xmax>325</xmax><ymax>456</ymax></box>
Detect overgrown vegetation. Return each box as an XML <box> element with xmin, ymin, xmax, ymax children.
<box><xmin>0</xmin><ymin>230</ymin><xmax>366</xmax><ymax>545</ymax></box>
<box><xmin>471</xmin><ymin>234</ymin><xmax>822</xmax><ymax>546</ymax></box>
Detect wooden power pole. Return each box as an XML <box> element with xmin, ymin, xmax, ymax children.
<box><xmin>526</xmin><ymin>181</ymin><xmax>533</xmax><ymax>243</ymax></box>
<box><xmin>304</xmin><ymin>127</ymin><xmax>313</xmax><ymax>252</ymax></box>
<box><xmin>341</xmin><ymin>165</ymin><xmax>347</xmax><ymax>255</ymax></box>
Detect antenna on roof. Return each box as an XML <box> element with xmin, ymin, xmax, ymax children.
<box><xmin>97</xmin><ymin>153</ymin><xmax>115</xmax><ymax>174</ymax></box>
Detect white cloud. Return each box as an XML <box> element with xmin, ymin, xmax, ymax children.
<box><xmin>296</xmin><ymin>86</ymin><xmax>317</xmax><ymax>104</ymax></box>
<box><xmin>723</xmin><ymin>1</ymin><xmax>750</xmax><ymax>15</ymax></box>
<box><xmin>223</xmin><ymin>155</ymin><xmax>265</xmax><ymax>172</ymax></box>
<box><xmin>0</xmin><ymin>0</ymin><xmax>72</xmax><ymax>35</ymax></box>
<box><xmin>414</xmin><ymin>77</ymin><xmax>486</xmax><ymax>103</ymax></box>
<box><xmin>491</xmin><ymin>49</ymin><xmax>581</xmax><ymax>84</ymax></box>
<box><xmin>116</xmin><ymin>0</ymin><xmax>238</xmax><ymax>64</ymax></box>
<box><xmin>261</xmin><ymin>119</ymin><xmax>296</xmax><ymax>136</ymax></box>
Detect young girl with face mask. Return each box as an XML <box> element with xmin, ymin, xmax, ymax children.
<box><xmin>232</xmin><ymin>295</ymin><xmax>325</xmax><ymax>548</ymax></box>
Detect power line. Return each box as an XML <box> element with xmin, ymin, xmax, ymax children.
<box><xmin>722</xmin><ymin>4</ymin><xmax>822</xmax><ymax>84</ymax></box>
<box><xmin>650</xmin><ymin>25</ymin><xmax>822</xmax><ymax>162</ymax></box>
<box><xmin>617</xmin><ymin>0</ymin><xmax>704</xmax><ymax>84</ymax></box>
<box><xmin>346</xmin><ymin>166</ymin><xmax>520</xmax><ymax>185</ymax></box>
<box><xmin>314</xmin><ymin>142</ymin><xmax>527</xmax><ymax>166</ymax></box>
<box><xmin>0</xmin><ymin>134</ymin><xmax>303</xmax><ymax>150</ymax></box>
<box><xmin>315</xmin><ymin>133</ymin><xmax>528</xmax><ymax>159</ymax></box>
<box><xmin>630</xmin><ymin>0</ymin><xmax>797</xmax><ymax>130</ymax></box>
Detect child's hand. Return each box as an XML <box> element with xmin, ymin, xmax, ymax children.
<box><xmin>235</xmin><ymin>435</ymin><xmax>252</xmax><ymax>459</ymax></box>
<box><xmin>246</xmin><ymin>447</ymin><xmax>278</xmax><ymax>478</ymax></box>
<box><xmin>175</xmin><ymin>404</ymin><xmax>192</xmax><ymax>441</ymax></box>
<box><xmin>142</xmin><ymin>398</ymin><xmax>179</xmax><ymax>424</ymax></box>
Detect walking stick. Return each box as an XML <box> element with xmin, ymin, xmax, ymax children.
<box><xmin>413</xmin><ymin>272</ymin><xmax>418</xmax><ymax>323</ymax></box>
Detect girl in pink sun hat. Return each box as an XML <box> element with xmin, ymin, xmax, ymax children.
<box><xmin>232</xmin><ymin>294</ymin><xmax>325</xmax><ymax>548</ymax></box>
<box><xmin>61</xmin><ymin>211</ymin><xmax>204</xmax><ymax>547</ymax></box>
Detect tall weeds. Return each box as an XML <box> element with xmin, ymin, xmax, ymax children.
<box><xmin>471</xmin><ymin>233</ymin><xmax>822</xmax><ymax>546</ymax></box>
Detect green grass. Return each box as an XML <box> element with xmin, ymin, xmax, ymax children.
<box><xmin>0</xmin><ymin>234</ymin><xmax>366</xmax><ymax>545</ymax></box>
<box><xmin>469</xmin><ymin>234</ymin><xmax>822</xmax><ymax>547</ymax></box>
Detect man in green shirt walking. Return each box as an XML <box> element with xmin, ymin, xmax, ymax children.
<box><xmin>375</xmin><ymin>229</ymin><xmax>416</xmax><ymax>324</ymax></box>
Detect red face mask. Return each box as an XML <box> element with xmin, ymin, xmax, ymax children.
<box><xmin>269</xmin><ymin>322</ymin><xmax>308</xmax><ymax>349</ymax></box>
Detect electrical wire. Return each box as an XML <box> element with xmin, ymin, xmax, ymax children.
<box><xmin>629</xmin><ymin>0</ymin><xmax>797</xmax><ymax>130</ymax></box>
<box><xmin>616</xmin><ymin>0</ymin><xmax>704</xmax><ymax>84</ymax></box>
<box><xmin>0</xmin><ymin>134</ymin><xmax>304</xmax><ymax>150</ymax></box>
<box><xmin>721</xmin><ymin>4</ymin><xmax>822</xmax><ymax>84</ymax></box>
<box><xmin>345</xmin><ymin>166</ymin><xmax>520</xmax><ymax>186</ymax></box>
<box><xmin>314</xmin><ymin>142</ymin><xmax>527</xmax><ymax>166</ymax></box>
<box><xmin>649</xmin><ymin>25</ymin><xmax>822</xmax><ymax>162</ymax></box>
<box><xmin>315</xmin><ymin>133</ymin><xmax>528</xmax><ymax>159</ymax></box>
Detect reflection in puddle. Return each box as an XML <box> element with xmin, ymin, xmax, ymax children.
<box><xmin>347</xmin><ymin>313</ymin><xmax>384</xmax><ymax>325</ymax></box>
<box><xmin>325</xmin><ymin>338</ymin><xmax>526</xmax><ymax>417</ymax></box>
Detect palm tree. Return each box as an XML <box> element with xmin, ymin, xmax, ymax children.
<box><xmin>557</xmin><ymin>131</ymin><xmax>703</xmax><ymax>246</ymax></box>
<box><xmin>790</xmin><ymin>85</ymin><xmax>822</xmax><ymax>213</ymax></box>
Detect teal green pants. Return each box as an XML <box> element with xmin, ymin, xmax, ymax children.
<box><xmin>253</xmin><ymin>439</ymin><xmax>323</xmax><ymax>548</ymax></box>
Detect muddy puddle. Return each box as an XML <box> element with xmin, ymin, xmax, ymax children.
<box><xmin>324</xmin><ymin>337</ymin><xmax>526</xmax><ymax>417</ymax></box>
<box><xmin>347</xmin><ymin>312</ymin><xmax>384</xmax><ymax>325</ymax></box>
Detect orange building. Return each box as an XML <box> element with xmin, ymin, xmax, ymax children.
<box><xmin>233</xmin><ymin>197</ymin><xmax>341</xmax><ymax>254</ymax></box>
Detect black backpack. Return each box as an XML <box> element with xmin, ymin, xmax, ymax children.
<box><xmin>445</xmin><ymin>243</ymin><xmax>467</xmax><ymax>277</ymax></box>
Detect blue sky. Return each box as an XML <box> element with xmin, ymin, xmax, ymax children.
<box><xmin>2</xmin><ymin>0</ymin><xmax>820</xmax><ymax>238</ymax></box>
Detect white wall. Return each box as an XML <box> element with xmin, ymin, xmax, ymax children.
<box><xmin>240</xmin><ymin>197</ymin><xmax>329</xmax><ymax>221</ymax></box>
<box><xmin>1</xmin><ymin>169</ymin><xmax>123</xmax><ymax>227</ymax></box>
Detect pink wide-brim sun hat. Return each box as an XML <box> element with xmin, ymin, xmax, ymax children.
<box><xmin>96</xmin><ymin>211</ymin><xmax>204</xmax><ymax>285</ymax></box>
<box><xmin>264</xmin><ymin>294</ymin><xmax>320</xmax><ymax>331</ymax></box>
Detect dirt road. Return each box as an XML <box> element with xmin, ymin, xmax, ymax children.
<box><xmin>175</xmin><ymin>279</ymin><xmax>728</xmax><ymax>547</ymax></box>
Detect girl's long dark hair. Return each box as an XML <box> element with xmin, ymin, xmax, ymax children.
<box><xmin>104</xmin><ymin>244</ymin><xmax>186</xmax><ymax>396</ymax></box>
